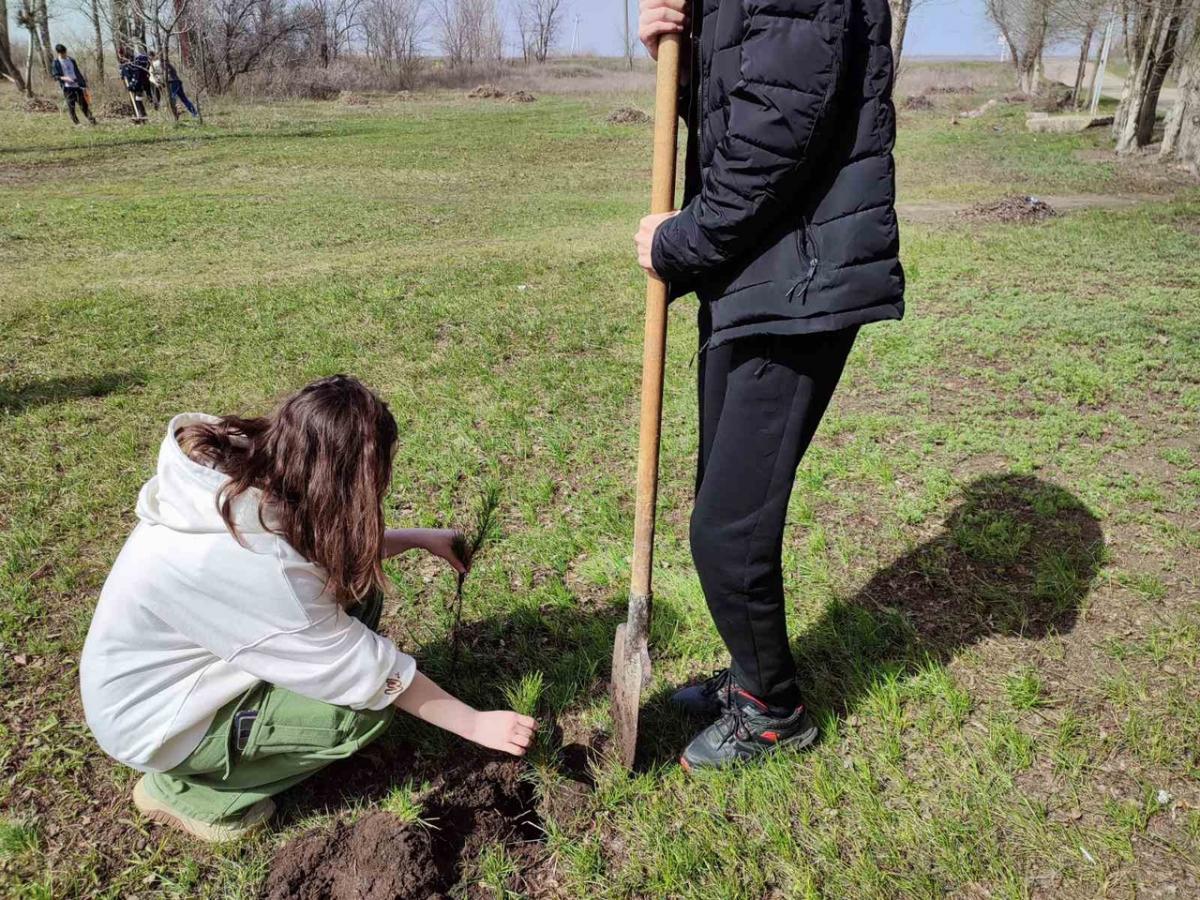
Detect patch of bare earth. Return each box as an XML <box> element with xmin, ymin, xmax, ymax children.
<box><xmin>263</xmin><ymin>755</ymin><xmax>544</xmax><ymax>900</ymax></box>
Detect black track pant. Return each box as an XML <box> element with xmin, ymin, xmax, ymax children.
<box><xmin>692</xmin><ymin>309</ymin><xmax>858</xmax><ymax>709</ymax></box>
<box><xmin>65</xmin><ymin>88</ymin><xmax>93</xmax><ymax>124</ymax></box>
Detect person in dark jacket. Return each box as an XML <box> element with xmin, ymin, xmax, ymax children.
<box><xmin>51</xmin><ymin>44</ymin><xmax>97</xmax><ymax>125</ymax></box>
<box><xmin>120</xmin><ymin>52</ymin><xmax>152</xmax><ymax>123</ymax></box>
<box><xmin>634</xmin><ymin>0</ymin><xmax>904</xmax><ymax>770</ymax></box>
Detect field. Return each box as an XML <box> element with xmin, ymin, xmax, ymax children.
<box><xmin>1</xmin><ymin>64</ymin><xmax>1199</xmax><ymax>897</ymax></box>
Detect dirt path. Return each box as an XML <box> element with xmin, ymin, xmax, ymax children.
<box><xmin>898</xmin><ymin>192</ymin><xmax>1164</xmax><ymax>224</ymax></box>
<box><xmin>1043</xmin><ymin>57</ymin><xmax>1178</xmax><ymax>108</ymax></box>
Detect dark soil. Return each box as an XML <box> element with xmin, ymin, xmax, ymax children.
<box><xmin>508</xmin><ymin>90</ymin><xmax>537</xmax><ymax>103</ymax></box>
<box><xmin>607</xmin><ymin>106</ymin><xmax>651</xmax><ymax>124</ymax></box>
<box><xmin>263</xmin><ymin>755</ymin><xmax>542</xmax><ymax>900</ymax></box>
<box><xmin>23</xmin><ymin>96</ymin><xmax>59</xmax><ymax>113</ymax></box>
<box><xmin>902</xmin><ymin>94</ymin><xmax>934</xmax><ymax>111</ymax></box>
<box><xmin>99</xmin><ymin>98</ymin><xmax>136</xmax><ymax>119</ymax></box>
<box><xmin>960</xmin><ymin>195</ymin><xmax>1056</xmax><ymax>224</ymax></box>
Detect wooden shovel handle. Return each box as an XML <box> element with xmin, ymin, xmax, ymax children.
<box><xmin>630</xmin><ymin>34</ymin><xmax>682</xmax><ymax>606</ymax></box>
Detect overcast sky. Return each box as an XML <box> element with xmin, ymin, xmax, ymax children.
<box><xmin>44</xmin><ymin>0</ymin><xmax>1004</xmax><ymax>60</ymax></box>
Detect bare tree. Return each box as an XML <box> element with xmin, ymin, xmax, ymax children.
<box><xmin>1160</xmin><ymin>5</ymin><xmax>1200</xmax><ymax>170</ymax></box>
<box><xmin>512</xmin><ymin>0</ymin><xmax>563</xmax><ymax>62</ymax></box>
<box><xmin>17</xmin><ymin>0</ymin><xmax>40</xmax><ymax>94</ymax></box>
<box><xmin>433</xmin><ymin>0</ymin><xmax>500</xmax><ymax>66</ymax></box>
<box><xmin>889</xmin><ymin>0</ymin><xmax>932</xmax><ymax>69</ymax></box>
<box><xmin>307</xmin><ymin>0</ymin><xmax>365</xmax><ymax>65</ymax></box>
<box><xmin>364</xmin><ymin>0</ymin><xmax>423</xmax><ymax>82</ymax></box>
<box><xmin>190</xmin><ymin>0</ymin><xmax>313</xmax><ymax>92</ymax></box>
<box><xmin>987</xmin><ymin>0</ymin><xmax>1059</xmax><ymax>94</ymax></box>
<box><xmin>621</xmin><ymin>0</ymin><xmax>634</xmax><ymax>69</ymax></box>
<box><xmin>1</xmin><ymin>0</ymin><xmax>30</xmax><ymax>90</ymax></box>
<box><xmin>1114</xmin><ymin>0</ymin><xmax>1188</xmax><ymax>152</ymax></box>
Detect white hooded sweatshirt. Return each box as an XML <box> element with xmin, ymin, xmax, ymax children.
<box><xmin>80</xmin><ymin>413</ymin><xmax>416</xmax><ymax>773</ymax></box>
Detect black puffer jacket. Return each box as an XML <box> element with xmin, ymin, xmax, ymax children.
<box><xmin>652</xmin><ymin>0</ymin><xmax>905</xmax><ymax>346</ymax></box>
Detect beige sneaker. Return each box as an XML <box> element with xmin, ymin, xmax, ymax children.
<box><xmin>133</xmin><ymin>776</ymin><xmax>275</xmax><ymax>843</ymax></box>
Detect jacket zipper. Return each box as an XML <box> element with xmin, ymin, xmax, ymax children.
<box><xmin>789</xmin><ymin>217</ymin><xmax>820</xmax><ymax>304</ymax></box>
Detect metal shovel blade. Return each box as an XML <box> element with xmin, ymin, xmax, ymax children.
<box><xmin>611</xmin><ymin>618</ymin><xmax>652</xmax><ymax>769</ymax></box>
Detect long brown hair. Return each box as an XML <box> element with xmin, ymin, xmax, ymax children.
<box><xmin>176</xmin><ymin>375</ymin><xmax>399</xmax><ymax>604</ymax></box>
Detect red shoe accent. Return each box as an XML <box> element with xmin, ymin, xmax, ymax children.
<box><xmin>761</xmin><ymin>731</ymin><xmax>778</xmax><ymax>743</ymax></box>
<box><xmin>735</xmin><ymin>690</ymin><xmax>768</xmax><ymax>711</ymax></box>
<box><xmin>679</xmin><ymin>756</ymin><xmax>692</xmax><ymax>773</ymax></box>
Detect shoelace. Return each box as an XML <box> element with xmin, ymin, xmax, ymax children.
<box><xmin>701</xmin><ymin>668</ymin><xmax>732</xmax><ymax>700</ymax></box>
<box><xmin>718</xmin><ymin>699</ymin><xmax>753</xmax><ymax>747</ymax></box>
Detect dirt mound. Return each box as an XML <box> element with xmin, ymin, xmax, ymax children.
<box><xmin>23</xmin><ymin>96</ymin><xmax>59</xmax><ymax>113</ymax></box>
<box><xmin>264</xmin><ymin>757</ymin><xmax>541</xmax><ymax>900</ymax></box>
<box><xmin>961</xmin><ymin>195</ymin><xmax>1056</xmax><ymax>224</ymax></box>
<box><xmin>1003</xmin><ymin>92</ymin><xmax>1030</xmax><ymax>103</ymax></box>
<box><xmin>339</xmin><ymin>90</ymin><xmax>370</xmax><ymax>106</ymax></box>
<box><xmin>508</xmin><ymin>90</ymin><xmax>537</xmax><ymax>103</ymax></box>
<box><xmin>928</xmin><ymin>84</ymin><xmax>976</xmax><ymax>95</ymax></box>
<box><xmin>902</xmin><ymin>94</ymin><xmax>934</xmax><ymax>111</ymax></box>
<box><xmin>467</xmin><ymin>83</ymin><xmax>506</xmax><ymax>99</ymax></box>
<box><xmin>99</xmin><ymin>98</ymin><xmax>136</xmax><ymax>119</ymax></box>
<box><xmin>607</xmin><ymin>106</ymin><xmax>651</xmax><ymax>124</ymax></box>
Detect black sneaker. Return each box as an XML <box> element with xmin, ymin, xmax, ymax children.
<box><xmin>670</xmin><ymin>668</ymin><xmax>736</xmax><ymax>718</ymax></box>
<box><xmin>679</xmin><ymin>689</ymin><xmax>818</xmax><ymax>771</ymax></box>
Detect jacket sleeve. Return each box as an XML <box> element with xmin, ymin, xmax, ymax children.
<box><xmin>652</xmin><ymin>0</ymin><xmax>848</xmax><ymax>285</ymax></box>
<box><xmin>224</xmin><ymin>611</ymin><xmax>417</xmax><ymax>712</ymax></box>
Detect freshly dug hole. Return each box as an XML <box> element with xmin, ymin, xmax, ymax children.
<box><xmin>263</xmin><ymin>757</ymin><xmax>541</xmax><ymax>900</ymax></box>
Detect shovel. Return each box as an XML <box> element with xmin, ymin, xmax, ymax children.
<box><xmin>611</xmin><ymin>33</ymin><xmax>682</xmax><ymax>770</ymax></box>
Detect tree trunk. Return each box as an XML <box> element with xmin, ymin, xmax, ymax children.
<box><xmin>91</xmin><ymin>0</ymin><xmax>106</xmax><ymax>79</ymax></box>
<box><xmin>1135</xmin><ymin>3</ymin><xmax>1184</xmax><ymax>145</ymax></box>
<box><xmin>112</xmin><ymin>0</ymin><xmax>131</xmax><ymax>59</ymax></box>
<box><xmin>24</xmin><ymin>23</ymin><xmax>36</xmax><ymax>95</ymax></box>
<box><xmin>1160</xmin><ymin>17</ymin><xmax>1200</xmax><ymax>171</ymax></box>
<box><xmin>35</xmin><ymin>0</ymin><xmax>52</xmax><ymax>73</ymax></box>
<box><xmin>0</xmin><ymin>0</ymin><xmax>27</xmax><ymax>90</ymax></box>
<box><xmin>890</xmin><ymin>0</ymin><xmax>911</xmax><ymax>70</ymax></box>
<box><xmin>1115</xmin><ymin>4</ymin><xmax>1165</xmax><ymax>151</ymax></box>
<box><xmin>1071</xmin><ymin>23</ymin><xmax>1094</xmax><ymax>108</ymax></box>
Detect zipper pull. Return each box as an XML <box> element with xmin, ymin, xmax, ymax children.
<box><xmin>788</xmin><ymin>258</ymin><xmax>820</xmax><ymax>304</ymax></box>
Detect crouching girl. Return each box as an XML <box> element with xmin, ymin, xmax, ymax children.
<box><xmin>80</xmin><ymin>375</ymin><xmax>536</xmax><ymax>842</ymax></box>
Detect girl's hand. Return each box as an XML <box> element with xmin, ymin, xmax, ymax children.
<box><xmin>421</xmin><ymin>528</ymin><xmax>470</xmax><ymax>574</ymax></box>
<box><xmin>467</xmin><ymin>710</ymin><xmax>538</xmax><ymax>756</ymax></box>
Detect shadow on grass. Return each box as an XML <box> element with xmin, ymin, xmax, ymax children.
<box><xmin>0</xmin><ymin>371</ymin><xmax>144</xmax><ymax>414</ymax></box>
<box><xmin>272</xmin><ymin>472</ymin><xmax>1103</xmax><ymax>816</ymax></box>
<box><xmin>636</xmin><ymin>473</ymin><xmax>1105</xmax><ymax>769</ymax></box>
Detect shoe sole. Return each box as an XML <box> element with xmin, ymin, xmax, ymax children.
<box><xmin>133</xmin><ymin>777</ymin><xmax>274</xmax><ymax>843</ymax></box>
<box><xmin>679</xmin><ymin>723</ymin><xmax>820</xmax><ymax>773</ymax></box>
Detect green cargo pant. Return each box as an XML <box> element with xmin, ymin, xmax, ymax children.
<box><xmin>141</xmin><ymin>592</ymin><xmax>395</xmax><ymax>824</ymax></box>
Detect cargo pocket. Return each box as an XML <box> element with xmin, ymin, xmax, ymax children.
<box><xmin>239</xmin><ymin>689</ymin><xmax>348</xmax><ymax>761</ymax></box>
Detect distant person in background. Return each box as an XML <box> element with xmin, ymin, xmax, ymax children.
<box><xmin>149</xmin><ymin>51</ymin><xmax>199</xmax><ymax>119</ymax></box>
<box><xmin>120</xmin><ymin>51</ymin><xmax>152</xmax><ymax>123</ymax></box>
<box><xmin>51</xmin><ymin>44</ymin><xmax>97</xmax><ymax>126</ymax></box>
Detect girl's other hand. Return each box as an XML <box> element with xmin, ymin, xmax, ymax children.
<box><xmin>468</xmin><ymin>710</ymin><xmax>538</xmax><ymax>756</ymax></box>
<box><xmin>423</xmin><ymin>528</ymin><xmax>470</xmax><ymax>574</ymax></box>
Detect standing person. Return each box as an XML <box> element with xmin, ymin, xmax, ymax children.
<box><xmin>634</xmin><ymin>0</ymin><xmax>905</xmax><ymax>770</ymax></box>
<box><xmin>80</xmin><ymin>376</ymin><xmax>537</xmax><ymax>841</ymax></box>
<box><xmin>149</xmin><ymin>51</ymin><xmax>199</xmax><ymax>118</ymax></box>
<box><xmin>51</xmin><ymin>44</ymin><xmax>97</xmax><ymax>125</ymax></box>
<box><xmin>119</xmin><ymin>52</ymin><xmax>151</xmax><ymax>123</ymax></box>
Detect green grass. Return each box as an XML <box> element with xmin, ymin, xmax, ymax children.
<box><xmin>1</xmin><ymin>74</ymin><xmax>1199</xmax><ymax>897</ymax></box>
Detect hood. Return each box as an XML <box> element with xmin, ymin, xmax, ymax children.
<box><xmin>136</xmin><ymin>413</ymin><xmax>272</xmax><ymax>536</ymax></box>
